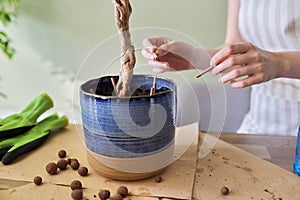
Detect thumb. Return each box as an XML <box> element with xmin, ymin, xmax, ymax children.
<box><xmin>157</xmin><ymin>41</ymin><xmax>180</xmax><ymax>56</ymax></box>
<box><xmin>156</xmin><ymin>43</ymin><xmax>173</xmax><ymax>56</ymax></box>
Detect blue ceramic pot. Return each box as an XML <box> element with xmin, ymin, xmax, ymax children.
<box><xmin>80</xmin><ymin>75</ymin><xmax>176</xmax><ymax>158</ymax></box>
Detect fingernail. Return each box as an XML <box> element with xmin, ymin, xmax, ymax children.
<box><xmin>156</xmin><ymin>49</ymin><xmax>163</xmax><ymax>55</ymax></box>
<box><xmin>212</xmin><ymin>69</ymin><xmax>217</xmax><ymax>75</ymax></box>
<box><xmin>146</xmin><ymin>47</ymin><xmax>153</xmax><ymax>52</ymax></box>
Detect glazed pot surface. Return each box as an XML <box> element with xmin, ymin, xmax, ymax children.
<box><xmin>80</xmin><ymin>75</ymin><xmax>177</xmax><ymax>180</ymax></box>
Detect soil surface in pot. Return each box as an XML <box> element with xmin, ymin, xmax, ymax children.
<box><xmin>93</xmin><ymin>80</ymin><xmax>170</xmax><ymax>97</ymax></box>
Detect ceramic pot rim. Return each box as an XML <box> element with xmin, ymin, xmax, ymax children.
<box><xmin>80</xmin><ymin>74</ymin><xmax>176</xmax><ymax>100</ymax></box>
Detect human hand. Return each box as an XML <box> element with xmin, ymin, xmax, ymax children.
<box><xmin>211</xmin><ymin>42</ymin><xmax>283</xmax><ymax>88</ymax></box>
<box><xmin>142</xmin><ymin>37</ymin><xmax>210</xmax><ymax>73</ymax></box>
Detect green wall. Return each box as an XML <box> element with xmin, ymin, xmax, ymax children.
<box><xmin>17</xmin><ymin>0</ymin><xmax>227</xmax><ymax>72</ymax></box>
<box><xmin>0</xmin><ymin>0</ymin><xmax>227</xmax><ymax>115</ymax></box>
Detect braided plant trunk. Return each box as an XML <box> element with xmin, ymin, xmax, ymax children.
<box><xmin>113</xmin><ymin>0</ymin><xmax>136</xmax><ymax>97</ymax></box>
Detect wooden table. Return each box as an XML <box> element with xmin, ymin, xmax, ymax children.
<box><xmin>1</xmin><ymin>125</ymin><xmax>299</xmax><ymax>200</ymax></box>
<box><xmin>193</xmin><ymin>131</ymin><xmax>300</xmax><ymax>200</ymax></box>
<box><xmin>219</xmin><ymin>132</ymin><xmax>296</xmax><ymax>172</ymax></box>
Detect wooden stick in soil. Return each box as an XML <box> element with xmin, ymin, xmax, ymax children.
<box><xmin>113</xmin><ymin>0</ymin><xmax>136</xmax><ymax>97</ymax></box>
<box><xmin>150</xmin><ymin>76</ymin><xmax>157</xmax><ymax>96</ymax></box>
<box><xmin>110</xmin><ymin>77</ymin><xmax>117</xmax><ymax>93</ymax></box>
<box><xmin>88</xmin><ymin>88</ymin><xmax>95</xmax><ymax>94</ymax></box>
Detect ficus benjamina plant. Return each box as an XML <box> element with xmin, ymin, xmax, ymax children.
<box><xmin>0</xmin><ymin>0</ymin><xmax>19</xmax><ymax>98</ymax></box>
<box><xmin>0</xmin><ymin>0</ymin><xmax>19</xmax><ymax>59</ymax></box>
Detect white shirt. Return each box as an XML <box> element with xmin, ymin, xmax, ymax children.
<box><xmin>237</xmin><ymin>0</ymin><xmax>300</xmax><ymax>135</ymax></box>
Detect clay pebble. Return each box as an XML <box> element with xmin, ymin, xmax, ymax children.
<box><xmin>155</xmin><ymin>175</ymin><xmax>163</xmax><ymax>183</ymax></box>
<box><xmin>58</xmin><ymin>149</ymin><xmax>67</xmax><ymax>158</ymax></box>
<box><xmin>98</xmin><ymin>189</ymin><xmax>111</xmax><ymax>200</ymax></box>
<box><xmin>70</xmin><ymin>180</ymin><xmax>82</xmax><ymax>190</ymax></box>
<box><xmin>116</xmin><ymin>186</ymin><xmax>128</xmax><ymax>197</ymax></box>
<box><xmin>71</xmin><ymin>189</ymin><xmax>83</xmax><ymax>200</ymax></box>
<box><xmin>45</xmin><ymin>162</ymin><xmax>58</xmax><ymax>175</ymax></box>
<box><xmin>221</xmin><ymin>186</ymin><xmax>230</xmax><ymax>195</ymax></box>
<box><xmin>33</xmin><ymin>176</ymin><xmax>42</xmax><ymax>185</ymax></box>
<box><xmin>78</xmin><ymin>166</ymin><xmax>88</xmax><ymax>176</ymax></box>
<box><xmin>57</xmin><ymin>159</ymin><xmax>68</xmax><ymax>170</ymax></box>
<box><xmin>70</xmin><ymin>159</ymin><xmax>80</xmax><ymax>170</ymax></box>
<box><xmin>109</xmin><ymin>193</ymin><xmax>123</xmax><ymax>200</ymax></box>
<box><xmin>67</xmin><ymin>158</ymin><xmax>72</xmax><ymax>165</ymax></box>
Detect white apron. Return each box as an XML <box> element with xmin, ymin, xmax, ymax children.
<box><xmin>237</xmin><ymin>0</ymin><xmax>300</xmax><ymax>135</ymax></box>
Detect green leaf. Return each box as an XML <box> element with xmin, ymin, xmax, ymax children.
<box><xmin>0</xmin><ymin>0</ymin><xmax>19</xmax><ymax>58</ymax></box>
<box><xmin>4</xmin><ymin>13</ymin><xmax>11</xmax><ymax>22</ymax></box>
<box><xmin>0</xmin><ymin>31</ymin><xmax>7</xmax><ymax>37</ymax></box>
<box><xmin>0</xmin><ymin>76</ymin><xmax>6</xmax><ymax>99</ymax></box>
<box><xmin>0</xmin><ymin>30</ymin><xmax>15</xmax><ymax>58</ymax></box>
<box><xmin>0</xmin><ymin>91</ymin><xmax>7</xmax><ymax>99</ymax></box>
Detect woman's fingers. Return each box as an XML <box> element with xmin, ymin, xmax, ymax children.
<box><xmin>218</xmin><ymin>63</ymin><xmax>266</xmax><ymax>88</ymax></box>
<box><xmin>148</xmin><ymin>60</ymin><xmax>170</xmax><ymax>73</ymax></box>
<box><xmin>142</xmin><ymin>38</ymin><xmax>156</xmax><ymax>48</ymax></box>
<box><xmin>142</xmin><ymin>37</ymin><xmax>196</xmax><ymax>72</ymax></box>
<box><xmin>142</xmin><ymin>47</ymin><xmax>156</xmax><ymax>60</ymax></box>
<box><xmin>211</xmin><ymin>43</ymin><xmax>252</xmax><ymax>66</ymax></box>
<box><xmin>229</xmin><ymin>73</ymin><xmax>264</xmax><ymax>88</ymax></box>
<box><xmin>143</xmin><ymin>37</ymin><xmax>172</xmax><ymax>58</ymax></box>
<box><xmin>218</xmin><ymin>64</ymin><xmax>251</xmax><ymax>83</ymax></box>
<box><xmin>142</xmin><ymin>37</ymin><xmax>170</xmax><ymax>49</ymax></box>
<box><xmin>212</xmin><ymin>53</ymin><xmax>250</xmax><ymax>75</ymax></box>
<box><xmin>142</xmin><ymin>39</ymin><xmax>172</xmax><ymax>72</ymax></box>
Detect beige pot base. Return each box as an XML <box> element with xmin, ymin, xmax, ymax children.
<box><xmin>86</xmin><ymin>151</ymin><xmax>165</xmax><ymax>181</ymax></box>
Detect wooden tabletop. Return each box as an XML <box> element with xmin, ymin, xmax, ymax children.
<box><xmin>194</xmin><ymin>132</ymin><xmax>300</xmax><ymax>200</ymax></box>
<box><xmin>1</xmin><ymin>124</ymin><xmax>299</xmax><ymax>200</ymax></box>
<box><xmin>219</xmin><ymin>132</ymin><xmax>296</xmax><ymax>172</ymax></box>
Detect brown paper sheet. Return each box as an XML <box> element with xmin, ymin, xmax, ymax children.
<box><xmin>193</xmin><ymin>133</ymin><xmax>300</xmax><ymax>200</ymax></box>
<box><xmin>0</xmin><ymin>123</ymin><xmax>199</xmax><ymax>199</ymax></box>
